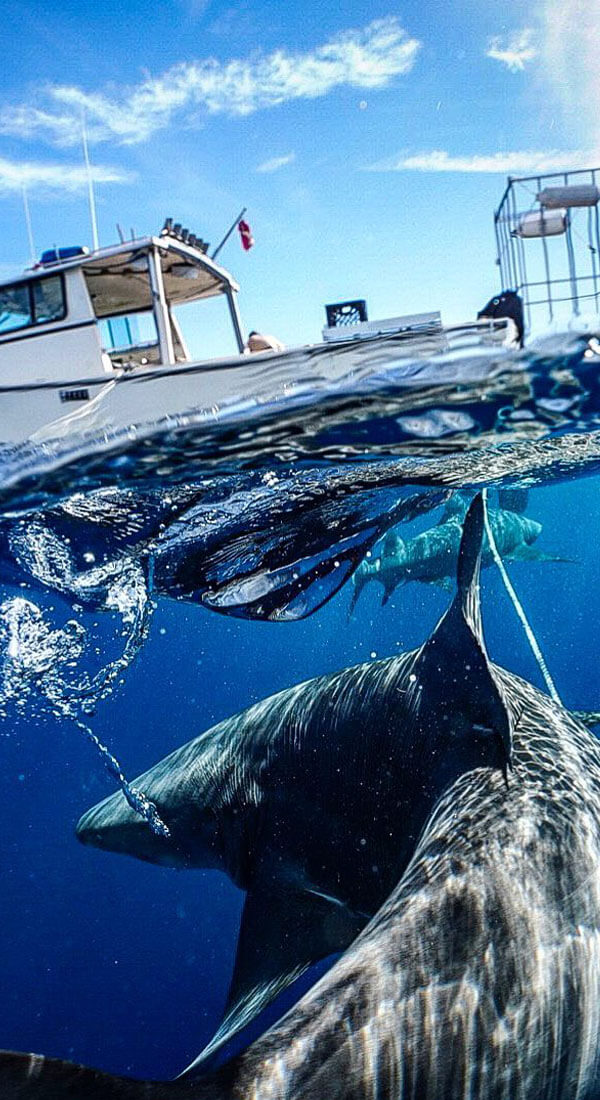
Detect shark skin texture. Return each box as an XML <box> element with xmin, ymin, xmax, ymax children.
<box><xmin>3</xmin><ymin>496</ymin><xmax>600</xmax><ymax>1098</ymax></box>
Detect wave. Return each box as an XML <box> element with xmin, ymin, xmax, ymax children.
<box><xmin>1</xmin><ymin>329</ymin><xmax>599</xmax><ymax>513</ymax></box>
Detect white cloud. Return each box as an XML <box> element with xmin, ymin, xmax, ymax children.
<box><xmin>0</xmin><ymin>18</ymin><xmax>420</xmax><ymax>147</ymax></box>
<box><xmin>486</xmin><ymin>28</ymin><xmax>537</xmax><ymax>72</ymax></box>
<box><xmin>256</xmin><ymin>152</ymin><xmax>296</xmax><ymax>173</ymax></box>
<box><xmin>0</xmin><ymin>155</ymin><xmax>131</xmax><ymax>194</ymax></box>
<box><xmin>367</xmin><ymin>148</ymin><xmax>593</xmax><ymax>174</ymax></box>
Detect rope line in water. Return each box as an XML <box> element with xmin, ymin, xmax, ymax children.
<box><xmin>481</xmin><ymin>488</ymin><xmax>562</xmax><ymax>704</ymax></box>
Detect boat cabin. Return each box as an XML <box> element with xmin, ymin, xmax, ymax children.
<box><xmin>0</xmin><ymin>224</ymin><xmax>245</xmax><ymax>388</ymax></box>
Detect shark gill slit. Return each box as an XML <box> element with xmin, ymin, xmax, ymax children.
<box><xmin>481</xmin><ymin>487</ymin><xmax>561</xmax><ymax>704</ymax></box>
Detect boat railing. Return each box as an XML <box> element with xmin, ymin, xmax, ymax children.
<box><xmin>322</xmin><ymin>309</ymin><xmax>442</xmax><ymax>343</ymax></box>
<box><xmin>494</xmin><ymin>165</ymin><xmax>600</xmax><ymax>335</ymax></box>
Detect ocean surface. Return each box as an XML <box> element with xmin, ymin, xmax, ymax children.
<box><xmin>2</xmin><ymin>330</ymin><xmax>600</xmax><ymax>1086</ymax></box>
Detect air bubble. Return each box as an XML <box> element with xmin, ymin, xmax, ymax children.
<box><xmin>0</xmin><ymin>539</ymin><xmax>162</xmax><ymax>834</ymax></box>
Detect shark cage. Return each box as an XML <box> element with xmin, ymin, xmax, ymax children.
<box><xmin>494</xmin><ymin>165</ymin><xmax>600</xmax><ymax>337</ymax></box>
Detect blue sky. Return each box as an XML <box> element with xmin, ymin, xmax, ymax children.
<box><xmin>0</xmin><ymin>0</ymin><xmax>596</xmax><ymax>354</ymax></box>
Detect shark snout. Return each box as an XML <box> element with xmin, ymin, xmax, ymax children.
<box><xmin>76</xmin><ymin>799</ymin><xmax>120</xmax><ymax>848</ymax></box>
<box><xmin>76</xmin><ymin>773</ymin><xmax>226</xmax><ymax>871</ymax></box>
<box><xmin>76</xmin><ymin>791</ymin><xmax>178</xmax><ymax>866</ymax></box>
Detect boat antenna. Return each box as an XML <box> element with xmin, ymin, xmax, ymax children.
<box><xmin>21</xmin><ymin>185</ymin><xmax>36</xmax><ymax>265</ymax></box>
<box><xmin>211</xmin><ymin>206</ymin><xmax>246</xmax><ymax>261</ymax></box>
<box><xmin>116</xmin><ymin>223</ymin><xmax>125</xmax><ymax>243</ymax></box>
<box><xmin>81</xmin><ymin>108</ymin><xmax>100</xmax><ymax>252</ymax></box>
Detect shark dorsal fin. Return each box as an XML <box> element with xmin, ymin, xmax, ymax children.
<box><xmin>439</xmin><ymin>490</ymin><xmax>469</xmax><ymax>524</ymax></box>
<box><xmin>414</xmin><ymin>494</ymin><xmax>513</xmax><ymax>773</ymax></box>
<box><xmin>456</xmin><ymin>491</ymin><xmax>485</xmax><ymax>638</ymax></box>
<box><xmin>498</xmin><ymin>487</ymin><xmax>529</xmax><ymax>514</ymax></box>
<box><xmin>383</xmin><ymin>531</ymin><xmax>403</xmax><ymax>558</ymax></box>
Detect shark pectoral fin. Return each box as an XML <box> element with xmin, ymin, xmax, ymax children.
<box><xmin>505</xmin><ymin>544</ymin><xmax>539</xmax><ymax>562</ymax></box>
<box><xmin>507</xmin><ymin>544</ymin><xmax>576</xmax><ymax>564</ymax></box>
<box><xmin>415</xmin><ymin>495</ymin><xmax>514</xmax><ymax>773</ymax></box>
<box><xmin>180</xmin><ymin>884</ymin><xmax>365</xmax><ymax>1077</ymax></box>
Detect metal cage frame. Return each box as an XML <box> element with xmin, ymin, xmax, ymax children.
<box><xmin>494</xmin><ymin>165</ymin><xmax>600</xmax><ymax>334</ymax></box>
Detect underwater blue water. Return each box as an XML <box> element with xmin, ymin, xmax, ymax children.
<box><xmin>2</xmin><ymin>335</ymin><xmax>600</xmax><ymax>1085</ymax></box>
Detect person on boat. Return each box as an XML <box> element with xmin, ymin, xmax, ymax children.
<box><xmin>244</xmin><ymin>330</ymin><xmax>285</xmax><ymax>353</ymax></box>
<box><xmin>477</xmin><ymin>290</ymin><xmax>524</xmax><ymax>347</ymax></box>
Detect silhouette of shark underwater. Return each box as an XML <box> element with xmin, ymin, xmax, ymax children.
<box><xmin>349</xmin><ymin>488</ymin><xmax>573</xmax><ymax>612</ymax></box>
<box><xmin>4</xmin><ymin>494</ymin><xmax>600</xmax><ymax>1099</ymax></box>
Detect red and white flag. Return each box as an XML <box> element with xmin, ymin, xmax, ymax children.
<box><xmin>238</xmin><ymin>218</ymin><xmax>254</xmax><ymax>251</ymax></box>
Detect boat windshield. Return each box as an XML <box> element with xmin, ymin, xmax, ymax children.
<box><xmin>99</xmin><ymin>310</ymin><xmax>159</xmax><ymax>366</ymax></box>
<box><xmin>81</xmin><ymin>242</ymin><xmax>234</xmax><ymax>366</ymax></box>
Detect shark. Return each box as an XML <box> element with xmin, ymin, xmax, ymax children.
<box><xmin>71</xmin><ymin>492</ymin><xmax>510</xmax><ymax>1069</ymax></box>
<box><xmin>4</xmin><ymin>494</ymin><xmax>600</xmax><ymax>1098</ymax></box>
<box><xmin>349</xmin><ymin>488</ymin><xmax>572</xmax><ymax>612</ymax></box>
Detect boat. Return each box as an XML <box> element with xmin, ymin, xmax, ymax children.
<box><xmin>0</xmin><ymin>220</ymin><xmax>512</xmax><ymax>449</ymax></box>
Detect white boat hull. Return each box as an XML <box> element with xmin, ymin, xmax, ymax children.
<box><xmin>0</xmin><ymin>323</ymin><xmax>508</xmax><ymax>450</ymax></box>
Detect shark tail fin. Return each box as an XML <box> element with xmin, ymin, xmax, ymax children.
<box><xmin>458</xmin><ymin>493</ymin><xmax>514</xmax><ymax>770</ymax></box>
<box><xmin>347</xmin><ymin>582</ymin><xmax>361</xmax><ymax>619</ymax></box>
<box><xmin>0</xmin><ymin>1050</ymin><xmax>222</xmax><ymax>1100</ymax></box>
<box><xmin>347</xmin><ymin>560</ymin><xmax>380</xmax><ymax>619</ymax></box>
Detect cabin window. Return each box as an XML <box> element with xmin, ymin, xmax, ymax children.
<box><xmin>0</xmin><ymin>274</ymin><xmax>66</xmax><ymax>335</ymax></box>
<box><xmin>32</xmin><ymin>276</ymin><xmax>65</xmax><ymax>324</ymax></box>
<box><xmin>0</xmin><ymin>284</ymin><xmax>31</xmax><ymax>333</ymax></box>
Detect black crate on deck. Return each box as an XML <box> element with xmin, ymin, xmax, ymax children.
<box><xmin>325</xmin><ymin>300</ymin><xmax>368</xmax><ymax>328</ymax></box>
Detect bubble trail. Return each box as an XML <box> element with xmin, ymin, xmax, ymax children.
<box><xmin>73</xmin><ymin>719</ymin><xmax>170</xmax><ymax>837</ymax></box>
<box><xmin>0</xmin><ymin>591</ymin><xmax>168</xmax><ymax>836</ymax></box>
